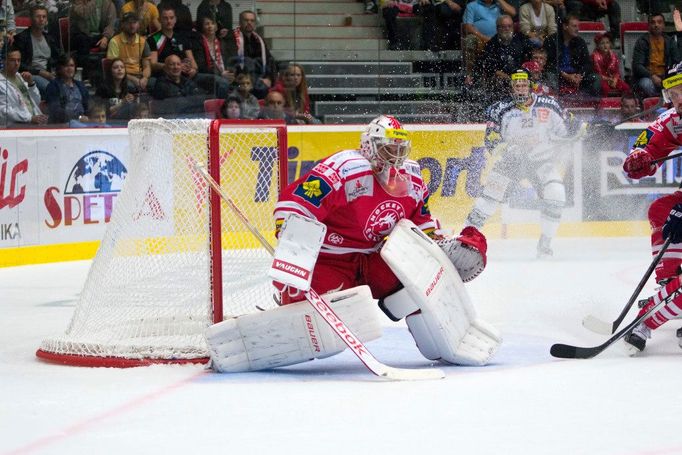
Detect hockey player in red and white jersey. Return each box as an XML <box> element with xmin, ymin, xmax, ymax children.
<box><xmin>465</xmin><ymin>69</ymin><xmax>578</xmax><ymax>258</ymax></box>
<box><xmin>622</xmin><ymin>63</ymin><xmax>682</xmax><ymax>354</ymax></box>
<box><xmin>204</xmin><ymin>115</ymin><xmax>502</xmax><ymax>373</ymax></box>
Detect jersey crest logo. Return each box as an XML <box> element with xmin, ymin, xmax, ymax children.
<box><xmin>294</xmin><ymin>177</ymin><xmax>332</xmax><ymax>207</ymax></box>
<box><xmin>633</xmin><ymin>130</ymin><xmax>653</xmax><ymax>148</ymax></box>
<box><xmin>363</xmin><ymin>201</ymin><xmax>406</xmax><ymax>242</ymax></box>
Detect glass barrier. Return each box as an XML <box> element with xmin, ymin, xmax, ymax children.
<box><xmin>0</xmin><ymin>0</ymin><xmax>670</xmax><ymax>128</ymax></box>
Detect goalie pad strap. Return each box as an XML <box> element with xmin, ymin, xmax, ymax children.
<box><xmin>206</xmin><ymin>285</ymin><xmax>382</xmax><ymax>373</ymax></box>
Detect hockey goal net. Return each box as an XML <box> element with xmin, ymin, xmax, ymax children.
<box><xmin>36</xmin><ymin>119</ymin><xmax>288</xmax><ymax>367</ymax></box>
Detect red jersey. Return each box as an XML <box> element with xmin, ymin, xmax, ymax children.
<box><xmin>635</xmin><ymin>107</ymin><xmax>682</xmax><ymax>159</ymax></box>
<box><xmin>274</xmin><ymin>149</ymin><xmax>437</xmax><ymax>255</ymax></box>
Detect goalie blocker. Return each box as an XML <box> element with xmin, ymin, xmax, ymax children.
<box><xmin>380</xmin><ymin>219</ymin><xmax>501</xmax><ymax>366</ymax></box>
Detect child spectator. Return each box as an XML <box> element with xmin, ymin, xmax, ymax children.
<box><xmin>45</xmin><ymin>53</ymin><xmax>89</xmax><ymax>124</ymax></box>
<box><xmin>591</xmin><ymin>32</ymin><xmax>630</xmax><ymax>96</ymax></box>
<box><xmin>69</xmin><ymin>103</ymin><xmax>111</xmax><ymax>127</ymax></box>
<box><xmin>522</xmin><ymin>60</ymin><xmax>552</xmax><ymax>95</ymax></box>
<box><xmin>230</xmin><ymin>71</ymin><xmax>259</xmax><ymax>119</ymax></box>
<box><xmin>95</xmin><ymin>58</ymin><xmax>139</xmax><ymax>122</ymax></box>
<box><xmin>220</xmin><ymin>94</ymin><xmax>241</xmax><ymax>119</ymax></box>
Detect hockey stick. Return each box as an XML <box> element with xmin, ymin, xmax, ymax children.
<box><xmin>613</xmin><ymin>98</ymin><xmax>665</xmax><ymax>128</ymax></box>
<box><xmin>653</xmin><ymin>151</ymin><xmax>682</xmax><ymax>164</ymax></box>
<box><xmin>194</xmin><ymin>162</ymin><xmax>445</xmax><ymax>381</ymax></box>
<box><xmin>552</xmin><ymin>275</ymin><xmax>682</xmax><ymax>359</ymax></box>
<box><xmin>582</xmin><ymin>236</ymin><xmax>673</xmax><ymax>335</ymax></box>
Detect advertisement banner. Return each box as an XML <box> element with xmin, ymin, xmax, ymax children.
<box><xmin>581</xmin><ymin>122</ymin><xmax>674</xmax><ymax>222</ymax></box>
<box><xmin>0</xmin><ymin>137</ymin><xmax>36</xmax><ymax>248</ymax></box>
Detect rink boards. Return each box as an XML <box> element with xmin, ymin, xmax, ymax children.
<box><xmin>0</xmin><ymin>123</ymin><xmax>669</xmax><ymax>266</ymax></box>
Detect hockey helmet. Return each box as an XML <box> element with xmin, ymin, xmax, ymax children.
<box><xmin>360</xmin><ymin>115</ymin><xmax>411</xmax><ymax>196</ymax></box>
<box><xmin>360</xmin><ymin>115</ymin><xmax>411</xmax><ymax>169</ymax></box>
<box><xmin>662</xmin><ymin>63</ymin><xmax>682</xmax><ymax>104</ymax></box>
<box><xmin>510</xmin><ymin>69</ymin><xmax>531</xmax><ymax>105</ymax></box>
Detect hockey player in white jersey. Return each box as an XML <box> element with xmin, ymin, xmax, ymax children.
<box><xmin>465</xmin><ymin>69</ymin><xmax>577</xmax><ymax>258</ymax></box>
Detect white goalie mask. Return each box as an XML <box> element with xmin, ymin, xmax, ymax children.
<box><xmin>360</xmin><ymin>115</ymin><xmax>411</xmax><ymax>196</ymax></box>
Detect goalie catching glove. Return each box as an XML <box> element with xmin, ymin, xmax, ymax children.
<box><xmin>435</xmin><ymin>226</ymin><xmax>487</xmax><ymax>282</ymax></box>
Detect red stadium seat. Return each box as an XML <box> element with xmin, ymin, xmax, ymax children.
<box><xmin>598</xmin><ymin>97</ymin><xmax>622</xmax><ymax>109</ymax></box>
<box><xmin>642</xmin><ymin>97</ymin><xmax>660</xmax><ymax>111</ymax></box>
<box><xmin>204</xmin><ymin>98</ymin><xmax>225</xmax><ymax>119</ymax></box>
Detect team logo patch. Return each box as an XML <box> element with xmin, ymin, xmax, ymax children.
<box><xmin>294</xmin><ymin>177</ymin><xmax>332</xmax><ymax>207</ymax></box>
<box><xmin>634</xmin><ymin>129</ymin><xmax>653</xmax><ymax>147</ymax></box>
<box><xmin>328</xmin><ymin>232</ymin><xmax>344</xmax><ymax>245</ymax></box>
<box><xmin>536</xmin><ymin>108</ymin><xmax>549</xmax><ymax>122</ymax></box>
<box><xmin>345</xmin><ymin>176</ymin><xmax>373</xmax><ymax>202</ymax></box>
<box><xmin>364</xmin><ymin>201</ymin><xmax>406</xmax><ymax>242</ymax></box>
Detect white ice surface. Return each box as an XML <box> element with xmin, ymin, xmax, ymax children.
<box><xmin>3</xmin><ymin>237</ymin><xmax>682</xmax><ymax>455</ymax></box>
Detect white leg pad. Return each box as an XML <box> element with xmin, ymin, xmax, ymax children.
<box><xmin>381</xmin><ymin>288</ymin><xmax>419</xmax><ymax>321</ymax></box>
<box><xmin>381</xmin><ymin>219</ymin><xmax>502</xmax><ymax>366</ymax></box>
<box><xmin>205</xmin><ymin>285</ymin><xmax>383</xmax><ymax>373</ymax></box>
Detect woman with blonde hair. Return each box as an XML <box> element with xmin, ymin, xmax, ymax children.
<box><xmin>273</xmin><ymin>63</ymin><xmax>318</xmax><ymax>124</ymax></box>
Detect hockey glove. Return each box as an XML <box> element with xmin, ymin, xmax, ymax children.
<box><xmin>663</xmin><ymin>204</ymin><xmax>682</xmax><ymax>244</ymax></box>
<box><xmin>623</xmin><ymin>148</ymin><xmax>656</xmax><ymax>179</ymax></box>
<box><xmin>436</xmin><ymin>226</ymin><xmax>488</xmax><ymax>282</ymax></box>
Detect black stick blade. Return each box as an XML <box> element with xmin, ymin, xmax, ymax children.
<box><xmin>550</xmin><ymin>343</ymin><xmax>602</xmax><ymax>359</ymax></box>
<box><xmin>550</xmin><ymin>343</ymin><xmax>578</xmax><ymax>358</ymax></box>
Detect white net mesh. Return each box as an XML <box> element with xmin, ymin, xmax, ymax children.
<box><xmin>38</xmin><ymin>119</ymin><xmax>285</xmax><ymax>365</ymax></box>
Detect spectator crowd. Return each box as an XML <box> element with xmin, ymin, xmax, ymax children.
<box><xmin>1</xmin><ymin>0</ymin><xmax>682</xmax><ymax>127</ymax></box>
<box><xmin>0</xmin><ymin>0</ymin><xmax>320</xmax><ymax>127</ymax></box>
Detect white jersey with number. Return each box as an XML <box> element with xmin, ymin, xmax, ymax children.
<box><xmin>484</xmin><ymin>94</ymin><xmax>570</xmax><ymax>162</ymax></box>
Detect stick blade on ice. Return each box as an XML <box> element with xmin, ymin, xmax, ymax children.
<box><xmin>582</xmin><ymin>314</ymin><xmax>613</xmax><ymax>335</ymax></box>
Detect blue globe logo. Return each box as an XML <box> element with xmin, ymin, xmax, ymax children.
<box><xmin>65</xmin><ymin>151</ymin><xmax>127</xmax><ymax>195</ymax></box>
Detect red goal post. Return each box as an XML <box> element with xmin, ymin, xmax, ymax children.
<box><xmin>36</xmin><ymin>119</ymin><xmax>288</xmax><ymax>367</ymax></box>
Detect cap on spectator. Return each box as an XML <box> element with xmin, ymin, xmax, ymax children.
<box><xmin>521</xmin><ymin>61</ymin><xmax>540</xmax><ymax>74</ymax></box>
<box><xmin>121</xmin><ymin>12</ymin><xmax>139</xmax><ymax>23</ymax></box>
<box><xmin>594</xmin><ymin>32</ymin><xmax>612</xmax><ymax>45</ymax></box>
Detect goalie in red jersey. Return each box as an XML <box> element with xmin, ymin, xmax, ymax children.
<box><xmin>622</xmin><ymin>63</ymin><xmax>682</xmax><ymax>354</ymax></box>
<box><xmin>205</xmin><ymin>115</ymin><xmax>502</xmax><ymax>373</ymax></box>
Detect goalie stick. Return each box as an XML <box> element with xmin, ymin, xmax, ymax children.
<box><xmin>194</xmin><ymin>162</ymin><xmax>445</xmax><ymax>381</ymax></box>
<box><xmin>582</xmin><ymin>236</ymin><xmax>673</xmax><ymax>335</ymax></box>
<box><xmin>552</xmin><ymin>276</ymin><xmax>682</xmax><ymax>359</ymax></box>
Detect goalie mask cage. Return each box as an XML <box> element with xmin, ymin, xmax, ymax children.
<box><xmin>36</xmin><ymin>119</ymin><xmax>288</xmax><ymax>367</ymax></box>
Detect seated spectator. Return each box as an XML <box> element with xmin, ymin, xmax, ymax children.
<box><xmin>220</xmin><ymin>94</ymin><xmax>242</xmax><ymax>119</ymax></box>
<box><xmin>462</xmin><ymin>0</ymin><xmax>516</xmax><ymax>86</ymax></box>
<box><xmin>196</xmin><ymin>0</ymin><xmax>233</xmax><ymax>39</ymax></box>
<box><xmin>632</xmin><ymin>13</ymin><xmax>679</xmax><ymax>98</ymax></box>
<box><xmin>107</xmin><ymin>12</ymin><xmax>152</xmax><ymax>92</ymax></box>
<box><xmin>121</xmin><ymin>0</ymin><xmax>161</xmax><ymax>36</ymax></box>
<box><xmin>519</xmin><ymin>0</ymin><xmax>557</xmax><ymax>47</ymax></box>
<box><xmin>591</xmin><ymin>32</ymin><xmax>630</xmax><ymax>96</ymax></box>
<box><xmin>192</xmin><ymin>15</ymin><xmax>234</xmax><ymax>96</ymax></box>
<box><xmin>147</xmin><ymin>6</ymin><xmax>228</xmax><ymax>98</ymax></box>
<box><xmin>45</xmin><ymin>53</ymin><xmax>89</xmax><ymax>124</ymax></box>
<box><xmin>157</xmin><ymin>0</ymin><xmax>194</xmax><ymax>33</ymax></box>
<box><xmin>95</xmin><ymin>58</ymin><xmax>140</xmax><ymax>122</ymax></box>
<box><xmin>0</xmin><ymin>48</ymin><xmax>46</xmax><ymax>126</ymax></box>
<box><xmin>620</xmin><ymin>94</ymin><xmax>643</xmax><ymax>122</ymax></box>
<box><xmin>151</xmin><ymin>54</ymin><xmax>206</xmax><ymax>117</ymax></box>
<box><xmin>12</xmin><ymin>5</ymin><xmax>59</xmax><ymax>96</ymax></box>
<box><xmin>380</xmin><ymin>0</ymin><xmax>422</xmax><ymax>51</ymax></box>
<box><xmin>257</xmin><ymin>90</ymin><xmax>296</xmax><ymax>124</ymax></box>
<box><xmin>479</xmin><ymin>15</ymin><xmax>534</xmax><ymax>99</ymax></box>
<box><xmin>424</xmin><ymin>0</ymin><xmax>466</xmax><ymax>51</ymax></box>
<box><xmin>522</xmin><ymin>60</ymin><xmax>552</xmax><ymax>94</ymax></box>
<box><xmin>229</xmin><ymin>71</ymin><xmax>259</xmax><ymax>119</ymax></box>
<box><xmin>69</xmin><ymin>0</ymin><xmax>116</xmax><ymax>82</ymax></box>
<box><xmin>566</xmin><ymin>0</ymin><xmax>620</xmax><ymax>44</ymax></box>
<box><xmin>273</xmin><ymin>63</ymin><xmax>320</xmax><ymax>124</ymax></box>
<box><xmin>543</xmin><ymin>14</ymin><xmax>600</xmax><ymax>99</ymax></box>
<box><xmin>223</xmin><ymin>10</ymin><xmax>277</xmax><ymax>99</ymax></box>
